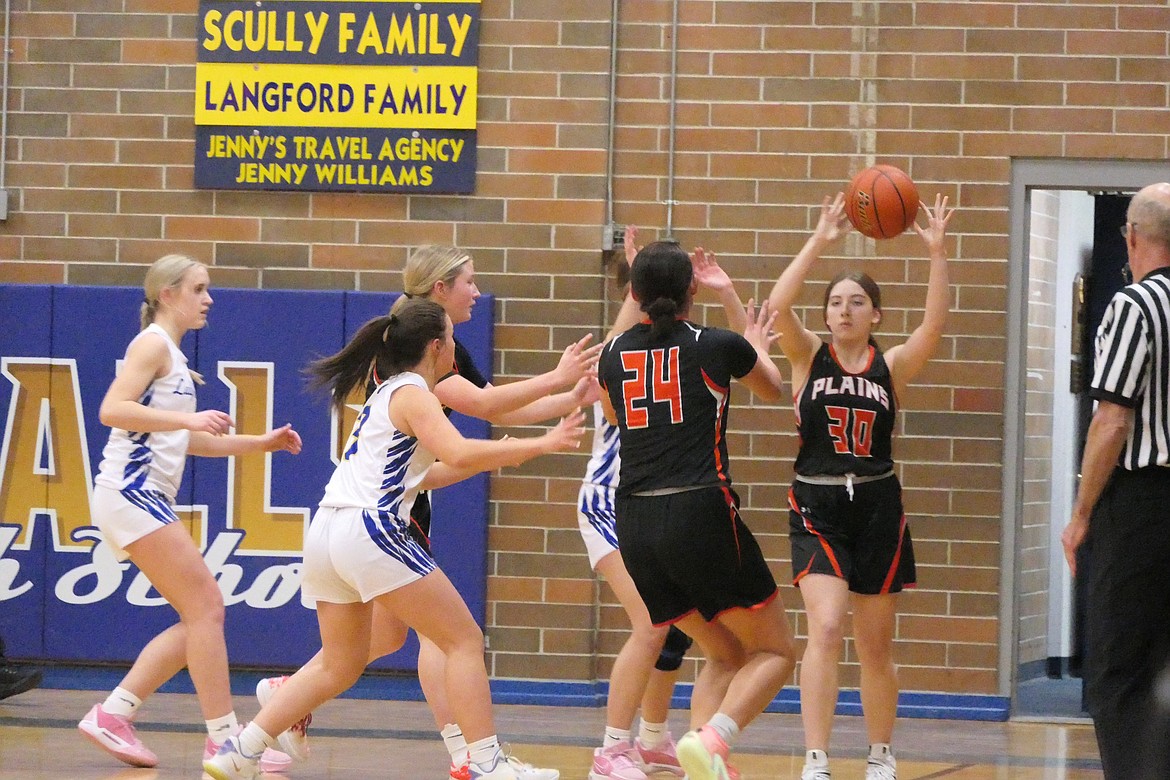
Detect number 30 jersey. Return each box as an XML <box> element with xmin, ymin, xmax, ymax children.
<box><xmin>599</xmin><ymin>320</ymin><xmax>758</xmax><ymax>498</ymax></box>
<box><xmin>795</xmin><ymin>342</ymin><xmax>896</xmax><ymax>477</ymax></box>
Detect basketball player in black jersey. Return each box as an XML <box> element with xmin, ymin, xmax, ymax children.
<box><xmin>598</xmin><ymin>241</ymin><xmax>795</xmax><ymax>780</ymax></box>
<box><xmin>768</xmin><ymin>192</ymin><xmax>954</xmax><ymax>780</ymax></box>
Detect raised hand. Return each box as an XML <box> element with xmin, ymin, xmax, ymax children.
<box><xmin>690</xmin><ymin>247</ymin><xmax>735</xmax><ymax>295</ymax></box>
<box><xmin>742</xmin><ymin>298</ymin><xmax>781</xmax><ymax>353</ymax></box>
<box><xmin>261</xmin><ymin>423</ymin><xmax>303</xmax><ymax>454</ymax></box>
<box><xmin>814</xmin><ymin>192</ymin><xmax>852</xmax><ymax>244</ymax></box>
<box><xmin>554</xmin><ymin>333</ymin><xmax>604</xmax><ymax>385</ymax></box>
<box><xmin>570</xmin><ymin>372</ymin><xmax>602</xmax><ymax>406</ymax></box>
<box><xmin>543</xmin><ymin>408</ymin><xmax>586</xmax><ymax>452</ymax></box>
<box><xmin>913</xmin><ymin>193</ymin><xmax>955</xmax><ymax>255</ymax></box>
<box><xmin>623</xmin><ymin>224</ymin><xmax>640</xmax><ymax>267</ymax></box>
<box><xmin>187</xmin><ymin>409</ymin><xmax>233</xmax><ymax>435</ymax></box>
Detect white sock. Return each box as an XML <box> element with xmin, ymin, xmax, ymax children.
<box><xmin>205</xmin><ymin>712</ymin><xmax>240</xmax><ymax>746</ymax></box>
<box><xmin>603</xmin><ymin>726</ymin><xmax>631</xmax><ymax>748</ymax></box>
<box><xmin>806</xmin><ymin>749</ymin><xmax>829</xmax><ymax>767</ymax></box>
<box><xmin>238</xmin><ymin>722</ymin><xmax>274</xmax><ymax>757</ymax></box>
<box><xmin>467</xmin><ymin>735</ymin><xmax>501</xmax><ymax>769</ymax></box>
<box><xmin>706</xmin><ymin>713</ymin><xmax>739</xmax><ymax>745</ymax></box>
<box><xmin>441</xmin><ymin>723</ymin><xmax>468</xmax><ymax>763</ymax></box>
<box><xmin>638</xmin><ymin>719</ymin><xmax>667</xmax><ymax>748</ymax></box>
<box><xmin>102</xmin><ymin>687</ymin><xmax>142</xmax><ymax>718</ymax></box>
<box><xmin>869</xmin><ymin>743</ymin><xmax>893</xmax><ymax>761</ymax></box>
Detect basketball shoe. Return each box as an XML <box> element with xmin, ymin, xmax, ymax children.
<box><xmin>634</xmin><ymin>732</ymin><xmax>685</xmax><ymax>776</ymax></box>
<box><xmin>77</xmin><ymin>704</ymin><xmax>158</xmax><ymax>768</ymax></box>
<box><xmin>452</xmin><ymin>751</ymin><xmax>560</xmax><ymax>780</ymax></box>
<box><xmin>801</xmin><ymin>764</ymin><xmax>832</xmax><ymax>780</ymax></box>
<box><xmin>256</xmin><ymin>675</ymin><xmax>312</xmax><ymax>761</ymax></box>
<box><xmin>203</xmin><ymin>726</ymin><xmax>291</xmax><ymax>774</ymax></box>
<box><xmin>676</xmin><ymin>726</ymin><xmax>740</xmax><ymax>780</ymax></box>
<box><xmin>865</xmin><ymin>748</ymin><xmax>897</xmax><ymax>780</ymax></box>
<box><xmin>203</xmin><ymin>735</ymin><xmax>262</xmax><ymax>780</ymax></box>
<box><xmin>589</xmin><ymin>740</ymin><xmax>648</xmax><ymax>780</ymax></box>
<box><xmin>452</xmin><ymin>747</ymin><xmax>520</xmax><ymax>780</ymax></box>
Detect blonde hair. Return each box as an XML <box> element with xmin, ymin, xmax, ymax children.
<box><xmin>390</xmin><ymin>245</ymin><xmax>472</xmax><ymax>314</ymax></box>
<box><xmin>141</xmin><ymin>253</ymin><xmax>207</xmax><ymax>384</ymax></box>
<box><xmin>141</xmin><ymin>254</ymin><xmax>205</xmax><ymax>330</ymax></box>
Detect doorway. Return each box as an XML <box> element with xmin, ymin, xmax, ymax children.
<box><xmin>1003</xmin><ymin>161</ymin><xmax>1170</xmax><ymax>720</ymax></box>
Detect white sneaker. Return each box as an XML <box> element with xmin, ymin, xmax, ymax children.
<box><xmin>801</xmin><ymin>763</ymin><xmax>832</xmax><ymax>780</ymax></box>
<box><xmin>866</xmin><ymin>752</ymin><xmax>897</xmax><ymax>780</ymax></box>
<box><xmin>256</xmin><ymin>675</ymin><xmax>311</xmax><ymax>761</ymax></box>
<box><xmin>506</xmin><ymin>752</ymin><xmax>560</xmax><ymax>780</ymax></box>
<box><xmin>202</xmin><ymin>735</ymin><xmax>261</xmax><ymax>780</ymax></box>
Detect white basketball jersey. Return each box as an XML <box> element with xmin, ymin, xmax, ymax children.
<box><xmin>582</xmin><ymin>401</ymin><xmax>620</xmax><ymax>489</ymax></box>
<box><xmin>95</xmin><ymin>324</ymin><xmax>197</xmax><ymax>499</ymax></box>
<box><xmin>319</xmin><ymin>372</ymin><xmax>436</xmax><ymax>524</ymax></box>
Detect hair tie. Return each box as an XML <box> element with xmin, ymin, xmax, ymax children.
<box><xmin>403</xmin><ymin>292</ymin><xmax>414</xmax><ymax>299</ymax></box>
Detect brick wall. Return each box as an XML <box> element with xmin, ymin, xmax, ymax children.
<box><xmin>3</xmin><ymin>1</ymin><xmax>1169</xmax><ymax>697</ymax></box>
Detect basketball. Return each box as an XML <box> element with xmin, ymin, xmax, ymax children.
<box><xmin>845</xmin><ymin>164</ymin><xmax>920</xmax><ymax>239</ymax></box>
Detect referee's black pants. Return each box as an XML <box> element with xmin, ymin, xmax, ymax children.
<box><xmin>1083</xmin><ymin>466</ymin><xmax>1170</xmax><ymax>779</ymax></box>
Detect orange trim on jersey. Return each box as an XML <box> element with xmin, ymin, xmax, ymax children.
<box><xmin>720</xmin><ymin>485</ymin><xmax>741</xmax><ymax>564</ymax></box>
<box><xmin>879</xmin><ymin>511</ymin><xmax>908</xmax><ymax>594</ymax></box>
<box><xmin>828</xmin><ymin>343</ymin><xmax>875</xmax><ymax>375</ymax></box>
<box><xmin>711</xmin><ymin>587</ymin><xmax>779</xmax><ymax>622</ymax></box>
<box><xmin>788</xmin><ymin>487</ymin><xmax>844</xmax><ymax>579</ymax></box>
<box><xmin>656</xmin><ymin>606</ymin><xmax>700</xmax><ymax>629</ymax></box>
<box><xmin>702</xmin><ymin>368</ymin><xmax>732</xmax><ymax>485</ymax></box>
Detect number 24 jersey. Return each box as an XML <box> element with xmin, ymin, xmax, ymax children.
<box><xmin>598</xmin><ymin>321</ymin><xmax>757</xmax><ymax>498</ymax></box>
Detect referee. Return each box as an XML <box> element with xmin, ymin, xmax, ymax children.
<box><xmin>1062</xmin><ymin>181</ymin><xmax>1170</xmax><ymax>780</ymax></box>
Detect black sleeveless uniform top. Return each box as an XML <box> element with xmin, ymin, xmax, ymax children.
<box><xmin>795</xmin><ymin>342</ymin><xmax>896</xmax><ymax>477</ymax></box>
<box><xmin>599</xmin><ymin>320</ymin><xmax>758</xmax><ymax>498</ymax></box>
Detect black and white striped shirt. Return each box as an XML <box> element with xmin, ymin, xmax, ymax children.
<box><xmin>1090</xmin><ymin>266</ymin><xmax>1170</xmax><ymax>469</ymax></box>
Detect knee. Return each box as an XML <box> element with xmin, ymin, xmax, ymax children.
<box><xmin>655</xmin><ymin>626</ymin><xmax>694</xmax><ymax>672</ymax></box>
<box><xmin>806</xmin><ymin>616</ymin><xmax>846</xmax><ymax>652</ymax></box>
<box><xmin>179</xmin><ymin>589</ymin><xmax>225</xmax><ymax>628</ymax></box>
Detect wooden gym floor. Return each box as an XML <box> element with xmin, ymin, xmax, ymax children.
<box><xmin>0</xmin><ymin>685</ymin><xmax>1102</xmax><ymax>779</ymax></box>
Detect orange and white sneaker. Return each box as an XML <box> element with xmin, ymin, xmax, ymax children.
<box><xmin>676</xmin><ymin>726</ymin><xmax>740</xmax><ymax>780</ymax></box>
<box><xmin>77</xmin><ymin>704</ymin><xmax>158</xmax><ymax>768</ymax></box>
<box><xmin>256</xmin><ymin>675</ymin><xmax>312</xmax><ymax>761</ymax></box>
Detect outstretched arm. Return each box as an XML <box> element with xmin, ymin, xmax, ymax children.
<box><xmin>393</xmin><ymin>386</ymin><xmax>585</xmax><ymax>478</ymax></box>
<box><xmin>434</xmin><ymin>333</ymin><xmax>602</xmax><ymax>424</ymax></box>
<box><xmin>691</xmin><ymin>247</ymin><xmax>748</xmax><ymax>332</ymax></box>
<box><xmin>767</xmin><ymin>194</ymin><xmax>851</xmax><ymax>372</ymax></box>
<box><xmin>604</xmin><ymin>224</ymin><xmax>644</xmax><ymax>343</ymax></box>
<box><xmin>885</xmin><ymin>193</ymin><xmax>955</xmax><ymax>394</ymax></box>
<box><xmin>735</xmin><ymin>299</ymin><xmax>784</xmax><ymax>403</ymax></box>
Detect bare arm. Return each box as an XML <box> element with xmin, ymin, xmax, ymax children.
<box><xmin>691</xmin><ymin>247</ymin><xmax>748</xmax><ymax>332</ymax></box>
<box><xmin>434</xmin><ymin>334</ymin><xmax>602</xmax><ymax>425</ymax></box>
<box><xmin>605</xmin><ymin>224</ymin><xmax>644</xmax><ymax>343</ymax></box>
<box><xmin>394</xmin><ymin>385</ymin><xmax>585</xmax><ymax>473</ymax></box>
<box><xmin>1062</xmin><ymin>401</ymin><xmax>1131</xmax><ymax>575</ymax></box>
<box><xmin>767</xmin><ymin>194</ymin><xmax>851</xmax><ymax>381</ymax></box>
<box><xmin>99</xmin><ymin>332</ymin><xmax>232</xmax><ymax>435</ymax></box>
<box><xmin>188</xmin><ymin>424</ymin><xmax>303</xmax><ymax>458</ymax></box>
<box><xmin>885</xmin><ymin>194</ymin><xmax>955</xmax><ymax>396</ymax></box>
<box><xmin>736</xmin><ymin>299</ymin><xmax>784</xmax><ymax>403</ymax></box>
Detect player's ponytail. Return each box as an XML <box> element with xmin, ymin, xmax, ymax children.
<box><xmin>306</xmin><ymin>299</ymin><xmax>448</xmax><ymax>412</ymax></box>
<box><xmin>631</xmin><ymin>241</ymin><xmax>693</xmax><ymax>340</ymax></box>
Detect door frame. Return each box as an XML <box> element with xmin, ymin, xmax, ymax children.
<box><xmin>1001</xmin><ymin>159</ymin><xmax>1170</xmax><ymax>699</ymax></box>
